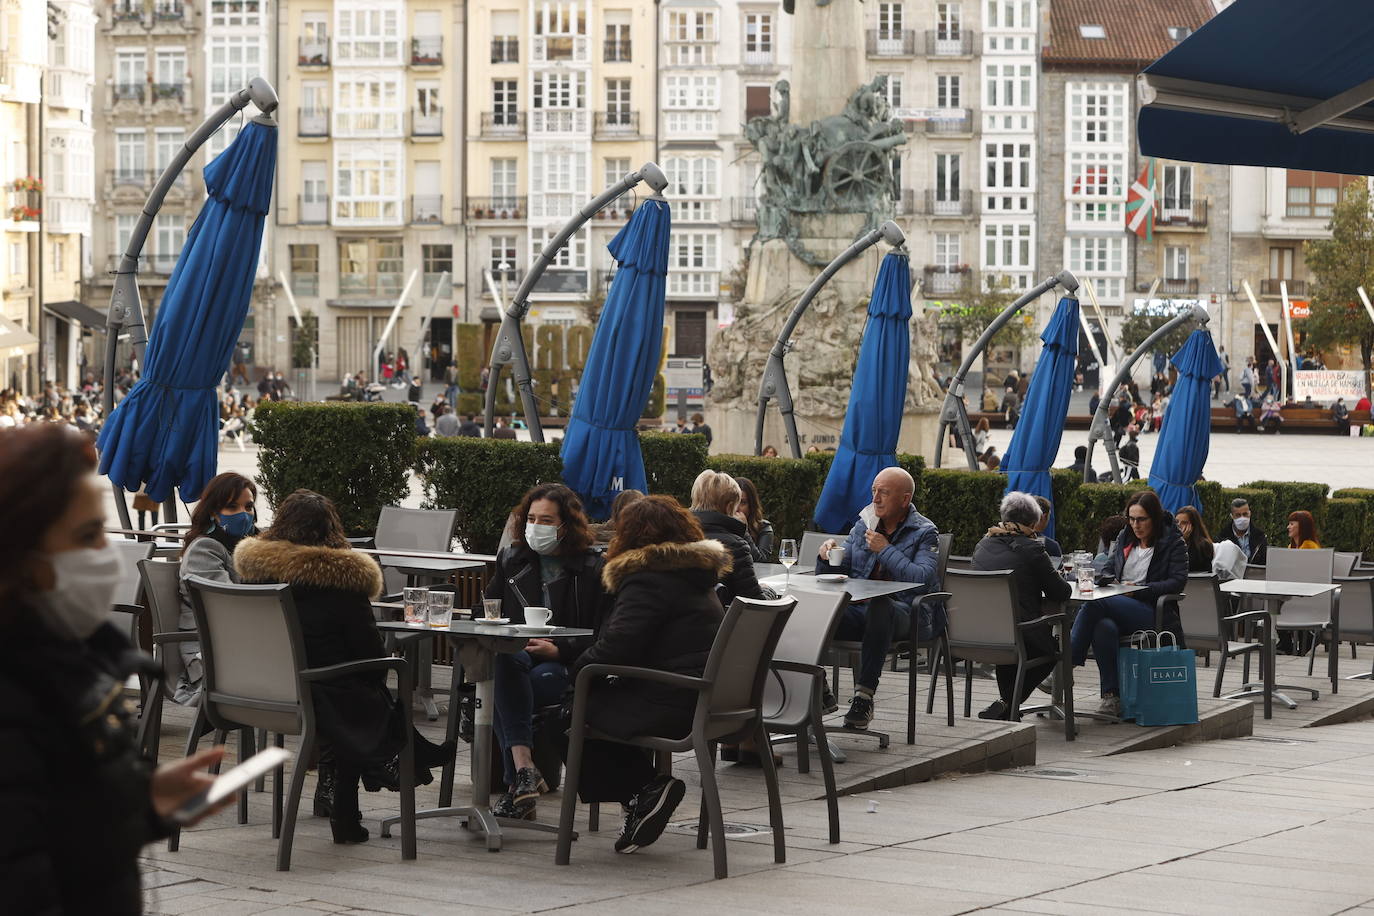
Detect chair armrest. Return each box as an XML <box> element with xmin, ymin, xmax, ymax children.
<box><xmin>914</xmin><ymin>591</ymin><xmax>952</xmax><ymax>607</ymax></box>
<box><xmin>1018</xmin><ymin>612</ymin><xmax>1066</xmax><ymax>629</ymax></box>
<box><xmin>1223</xmin><ymin>610</ymin><xmax>1272</xmax><ymax>624</ymax></box>
<box><xmin>300</xmin><ymin>657</ymin><xmax>410</xmax><ymax>683</ymax></box>
<box><xmin>573</xmin><ymin>663</ymin><xmax>709</xmax><ymax>693</ymax></box>
<box><xmin>1335</xmin><ymin>575</ymin><xmax>1374</xmax><ymax>584</ymax></box>
<box><xmin>770</xmin><ymin>660</ymin><xmax>823</xmax><ymax>677</ymax></box>
<box><xmin>348</xmin><ymin>536</ymin><xmax>376</xmax><ymax>549</ymax></box>
<box><xmin>151</xmin><ymin>631</ymin><xmax>199</xmax><ymax>645</ymax></box>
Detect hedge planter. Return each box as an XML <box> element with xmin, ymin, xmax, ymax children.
<box><xmin>1244</xmin><ymin>480</ymin><xmax>1330</xmax><ymax>546</ymax></box>
<box><xmin>415</xmin><ymin>437</ymin><xmax>562</xmax><ymax>553</ymax></box>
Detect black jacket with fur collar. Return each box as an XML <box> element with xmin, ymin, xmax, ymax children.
<box><xmin>573</xmin><ymin>539</ymin><xmax>730</xmax><ymax>741</ymax></box>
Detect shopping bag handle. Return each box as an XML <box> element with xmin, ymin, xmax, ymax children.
<box><xmin>1157</xmin><ymin>631</ymin><xmax>1178</xmax><ymax>649</ymax></box>
<box><xmin>1128</xmin><ymin>629</ymin><xmax>1159</xmax><ymax>648</ymax></box>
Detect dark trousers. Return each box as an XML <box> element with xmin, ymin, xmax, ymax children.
<box><xmin>834</xmin><ymin>596</ymin><xmax>910</xmax><ymax>693</ymax></box>
<box><xmin>493</xmin><ymin>650</ymin><xmax>570</xmax><ymax>786</ymax></box>
<box><xmin>995</xmin><ymin>624</ymin><xmax>1057</xmax><ymax>706</ymax></box>
<box><xmin>321</xmin><ymin>744</ymin><xmax>361</xmax><ymax>820</ymax></box>
<box><xmin>566</xmin><ymin>740</ymin><xmax>657</xmax><ymax>805</ymax></box>
<box><xmin>1070</xmin><ymin>595</ymin><xmax>1156</xmax><ymax>694</ymax></box>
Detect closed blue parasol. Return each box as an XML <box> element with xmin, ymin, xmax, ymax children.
<box><xmin>813</xmin><ymin>253</ymin><xmax>912</xmax><ymax>533</ymax></box>
<box><xmin>1150</xmin><ymin>329</ymin><xmax>1227</xmax><ymax>515</ymax></box>
<box><xmin>98</xmin><ymin>120</ymin><xmax>276</xmax><ymax>502</ymax></box>
<box><xmin>1002</xmin><ymin>297</ymin><xmax>1080</xmax><ymax>539</ymax></box>
<box><xmin>560</xmin><ymin>197</ymin><xmax>670</xmax><ymax>518</ymax></box>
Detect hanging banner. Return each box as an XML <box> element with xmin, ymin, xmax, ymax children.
<box><xmin>1294</xmin><ymin>370</ymin><xmax>1367</xmax><ymax>402</ymax></box>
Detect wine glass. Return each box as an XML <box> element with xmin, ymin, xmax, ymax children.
<box><xmin>778</xmin><ymin>539</ymin><xmax>798</xmax><ymax>593</ymax></box>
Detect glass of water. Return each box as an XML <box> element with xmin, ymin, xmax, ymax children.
<box><xmin>778</xmin><ymin>538</ymin><xmax>798</xmax><ymax>593</ymax></box>
<box><xmin>427</xmin><ymin>591</ymin><xmax>455</xmax><ymax>628</ymax></box>
<box><xmin>403</xmin><ymin>587</ymin><xmax>429</xmax><ymax>626</ymax></box>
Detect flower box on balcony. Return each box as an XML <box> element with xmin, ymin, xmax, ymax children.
<box><xmin>12</xmin><ymin>177</ymin><xmax>43</xmax><ymax>192</ymax></box>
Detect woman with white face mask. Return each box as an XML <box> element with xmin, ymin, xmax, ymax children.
<box><xmin>0</xmin><ymin>425</ymin><xmax>231</xmax><ymax>915</ymax></box>
<box><xmin>485</xmin><ymin>483</ymin><xmax>611</xmax><ymax>821</ymax></box>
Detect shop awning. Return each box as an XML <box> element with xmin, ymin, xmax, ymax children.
<box><xmin>0</xmin><ymin>317</ymin><xmax>39</xmax><ymax>357</ymax></box>
<box><xmin>45</xmin><ymin>299</ymin><xmax>108</xmax><ymax>329</ymax></box>
<box><xmin>1138</xmin><ymin>0</ymin><xmax>1374</xmax><ymax>174</ymax></box>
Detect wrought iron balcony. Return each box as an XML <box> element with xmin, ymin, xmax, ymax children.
<box><xmin>490</xmin><ymin>37</ymin><xmax>518</xmax><ymax>63</ymax></box>
<box><xmin>594</xmin><ymin>111</ymin><xmax>638</xmax><ymax>136</ymax></box>
<box><xmin>603</xmin><ymin>39</ymin><xmax>631</xmax><ymax>62</ymax></box>
<box><xmin>1260</xmin><ymin>278</ymin><xmax>1307</xmax><ymax>296</ymax></box>
<box><xmin>151</xmin><ymin>81</ymin><xmax>183</xmax><ymax>102</ymax></box>
<box><xmin>298</xmin><ymin>37</ymin><xmax>329</xmax><ymax>67</ymax></box>
<box><xmin>919</xmin><ymin>189</ymin><xmax>974</xmax><ymax>217</ymax></box>
<box><xmin>1157</xmin><ymin>198</ymin><xmax>1208</xmax><ymax>228</ymax></box>
<box><xmin>923</xmin><ymin>108</ymin><xmax>974</xmax><ymax>135</ymax></box>
<box><xmin>1157</xmin><ymin>278</ymin><xmax>1199</xmax><ymax>295</ymax></box>
<box><xmin>113</xmin><ymin>83</ymin><xmax>144</xmax><ymax>102</ymax></box>
<box><xmin>866</xmin><ymin>29</ymin><xmax>918</xmax><ymax>57</ymax></box>
<box><xmin>411</xmin><ymin>36</ymin><xmax>442</xmax><ymax>66</ymax></box>
<box><xmin>410</xmin><ymin>107</ymin><xmax>442</xmax><ymax>137</ymax></box>
<box><xmin>730</xmin><ymin>197</ymin><xmax>758</xmax><ymax>223</ymax></box>
<box><xmin>466</xmin><ymin>197</ymin><xmax>527</xmax><ymax>221</ymax></box>
<box><xmin>480</xmin><ymin>111</ymin><xmax>525</xmax><ymax>138</ymax></box>
<box><xmin>410</xmin><ymin>194</ymin><xmax>443</xmax><ymax>224</ymax></box>
<box><xmin>926</xmin><ymin>30</ymin><xmax>976</xmax><ymax>56</ymax></box>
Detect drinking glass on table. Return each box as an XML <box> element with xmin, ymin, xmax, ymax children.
<box><xmin>403</xmin><ymin>587</ymin><xmax>429</xmax><ymax>625</ymax></box>
<box><xmin>481</xmin><ymin>597</ymin><xmax>503</xmax><ymax>621</ymax></box>
<box><xmin>427</xmin><ymin>591</ymin><xmax>455</xmax><ymax>628</ymax></box>
<box><xmin>778</xmin><ymin>538</ymin><xmax>798</xmax><ymax>593</ymax></box>
<box><xmin>1074</xmin><ymin>556</ymin><xmax>1095</xmax><ymax>595</ymax></box>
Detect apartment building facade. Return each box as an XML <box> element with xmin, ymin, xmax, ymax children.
<box><xmin>275</xmin><ymin>0</ymin><xmax>463</xmax><ymax>382</ymax></box>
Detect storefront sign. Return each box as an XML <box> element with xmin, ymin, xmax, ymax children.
<box><xmin>1294</xmin><ymin>369</ymin><xmax>1367</xmax><ymax>402</ymax></box>
<box><xmin>1286</xmin><ymin>300</ymin><xmax>1311</xmax><ymax>318</ymax></box>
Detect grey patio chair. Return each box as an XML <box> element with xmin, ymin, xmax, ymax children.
<box><xmin>135</xmin><ymin>557</ymin><xmax>198</xmax><ymax>761</ymax></box>
<box><xmin>945</xmin><ymin>554</ymin><xmax>974</xmax><ymax>570</ymax></box>
<box><xmin>1176</xmin><ymin>571</ymin><xmax>1267</xmax><ymax>697</ymax></box>
<box><xmin>176</xmin><ymin>576</ymin><xmax>417</xmax><ymax>871</ymax></box>
<box><xmin>1334</xmin><ymin>575</ymin><xmax>1374</xmax><ymax>680</ymax></box>
<box><xmin>800</xmin><ymin>530</ymin><xmax>844</xmax><ymax>568</ymax></box>
<box><xmin>941</xmin><ymin>568</ymin><xmax>1075</xmax><ymax>740</ymax></box>
<box><xmin>1335</xmin><ymin>552</ymin><xmax>1360</xmax><ymax>577</ymax></box>
<box><xmin>762</xmin><ymin>589</ymin><xmax>849</xmax><ymax>844</ymax></box>
<box><xmin>555</xmin><ymin>596</ymin><xmax>797</xmax><ymax>880</ymax></box>
<box><xmin>1266</xmin><ymin>548</ymin><xmax>1340</xmax><ymax>685</ymax></box>
<box><xmin>110</xmin><ymin>538</ymin><xmax>155</xmax><ymax>641</ymax></box>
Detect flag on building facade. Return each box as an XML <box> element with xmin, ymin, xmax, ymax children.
<box><xmin>1126</xmin><ymin>159</ymin><xmax>1157</xmax><ymax>241</ymax></box>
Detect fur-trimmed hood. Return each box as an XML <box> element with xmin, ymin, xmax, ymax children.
<box><xmin>234</xmin><ymin>537</ymin><xmax>384</xmax><ymax>599</ymax></box>
<box><xmin>602</xmin><ymin>539</ymin><xmax>731</xmax><ymax>593</ymax></box>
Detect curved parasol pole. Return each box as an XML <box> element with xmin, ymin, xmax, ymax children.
<box><xmin>101</xmin><ymin>77</ymin><xmax>279</xmax><ymax>529</ymax></box>
<box><xmin>1083</xmin><ymin>303</ymin><xmax>1208</xmax><ymax>484</ymax></box>
<box><xmin>483</xmin><ymin>162</ymin><xmax>669</xmax><ymax>442</ymax></box>
<box><xmin>933</xmin><ymin>270</ymin><xmax>1079</xmax><ymax>471</ymax></box>
<box><xmin>754</xmin><ymin>220</ymin><xmax>906</xmax><ymax>458</ymax></box>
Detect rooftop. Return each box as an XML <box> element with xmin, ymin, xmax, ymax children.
<box><xmin>1043</xmin><ymin>0</ymin><xmax>1216</xmax><ymax>72</ymax></box>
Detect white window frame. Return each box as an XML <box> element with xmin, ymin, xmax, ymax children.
<box><xmin>665</xmin><ymin>156</ymin><xmax>720</xmax><ymax>197</ymax></box>
<box><xmin>1065</xmin><ymin>235</ymin><xmax>1125</xmax><ymax>302</ymax></box>
<box><xmin>335</xmin><ymin>0</ymin><xmax>402</xmax><ymax>65</ymax></box>
<box><xmin>533</xmin><ymin>71</ymin><xmax>586</xmax><ymax>110</ymax></box>
<box><xmin>531</xmin><ymin>227</ymin><xmax>587</xmax><ymax>269</ymax></box>
<box><xmin>877</xmin><ymin>1</ymin><xmax>904</xmax><ymax>35</ymax></box>
<box><xmin>985</xmin><ymin>0</ymin><xmax>1033</xmax><ymax>30</ymax></box>
<box><xmin>333</xmin><ymin>72</ymin><xmax>403</xmax><ymax>137</ymax></box>
<box><xmin>744</xmin><ymin>12</ymin><xmax>773</xmax><ymax>56</ymax></box>
<box><xmin>984</xmin><ymin>222</ymin><xmax>1034</xmax><ymax>272</ymax></box>
<box><xmin>490</xmin><ymin>158</ymin><xmax>518</xmax><ymax>202</ymax></box>
<box><xmin>1165</xmin><ymin>245</ymin><xmax>1189</xmax><ymax>281</ymax></box>
<box><xmin>879</xmin><ymin>74</ymin><xmax>903</xmax><ymax>109</ymax></box>
<box><xmin>670</xmin><ymin>231</ymin><xmax>719</xmax><ymax>270</ymax></box>
<box><xmin>936</xmin><ymin>74</ymin><xmax>961</xmax><ymax>109</ymax></box>
<box><xmin>155</xmin><ymin>212</ymin><xmax>184</xmax><ymax>256</ymax></box>
<box><xmin>1161</xmin><ymin>164</ymin><xmax>1194</xmax><ymax>218</ymax></box>
<box><xmin>936</xmin><ymin>2</ymin><xmax>962</xmax><ymax>39</ymax></box>
<box><xmin>154</xmin><ymin>48</ymin><xmax>185</xmax><ymax>87</ymax></box>
<box><xmin>115</xmin><ymin>50</ymin><xmax>144</xmax><ymax>88</ymax></box>
<box><xmin>210</xmin><ymin>0</ymin><xmax>262</xmax><ymax>29</ymax></box>
<box><xmin>333</xmin><ymin>142</ymin><xmax>404</xmax><ymax>225</ymax></box>
<box><xmin>489</xmin><ymin>235</ymin><xmax>518</xmax><ymax>273</ymax></box>
<box><xmin>115</xmin><ymin>129</ymin><xmax>146</xmax><ymax>176</ymax></box>
<box><xmin>1067</xmin><ymin>81</ymin><xmax>1128</xmax><ymax>146</ymax></box>
<box><xmin>114</xmin><ymin>214</ymin><xmax>139</xmax><ymax>256</ymax></box>
<box><xmin>984</xmin><ymin>141</ymin><xmax>1032</xmax><ymax>192</ymax></box>
<box><xmin>983</xmin><ymin>62</ymin><xmax>1033</xmax><ymax>109</ymax></box>
<box><xmin>663</xmin><ymin>74</ymin><xmax>719</xmax><ymax>110</ymax></box>
<box><xmin>666</xmin><ymin>9</ymin><xmax>717</xmax><ymax>42</ymax></box>
<box><xmin>934</xmin><ymin>231</ymin><xmax>961</xmax><ymax>269</ymax></box>
<box><xmin>154</xmin><ymin>128</ymin><xmax>184</xmax><ymax>173</ymax></box>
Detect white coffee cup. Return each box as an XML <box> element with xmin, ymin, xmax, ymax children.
<box><xmin>827</xmin><ymin>546</ymin><xmax>845</xmax><ymax>567</ymax></box>
<box><xmin>524</xmin><ymin>606</ymin><xmax>552</xmax><ymax>627</ymax></box>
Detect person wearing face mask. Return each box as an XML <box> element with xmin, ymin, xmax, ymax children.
<box><xmin>485</xmin><ymin>483</ymin><xmax>610</xmax><ymax>820</ymax></box>
<box><xmin>175</xmin><ymin>472</ymin><xmax>258</xmax><ymax>705</ymax></box>
<box><xmin>1217</xmin><ymin>497</ymin><xmax>1269</xmax><ymax>565</ymax></box>
<box><xmin>0</xmin><ymin>424</ymin><xmax>231</xmax><ymax>915</ymax></box>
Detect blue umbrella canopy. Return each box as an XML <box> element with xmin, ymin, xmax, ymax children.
<box><xmin>98</xmin><ymin>120</ymin><xmax>276</xmax><ymax>502</ymax></box>
<box><xmin>813</xmin><ymin>253</ymin><xmax>912</xmax><ymax>534</ymax></box>
<box><xmin>1002</xmin><ymin>297</ymin><xmax>1080</xmax><ymax>539</ymax></box>
<box><xmin>560</xmin><ymin>198</ymin><xmax>671</xmax><ymax>518</ymax></box>
<box><xmin>1150</xmin><ymin>329</ymin><xmax>1227</xmax><ymax>515</ymax></box>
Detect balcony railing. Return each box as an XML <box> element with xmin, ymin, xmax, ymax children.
<box><xmin>298</xmin><ymin>37</ymin><xmax>329</xmax><ymax>67</ymax></box>
<box><xmin>532</xmin><ymin>35</ymin><xmax>588</xmax><ymax>63</ymax></box>
<box><xmin>467</xmin><ymin>197</ymin><xmax>527</xmax><ymax>220</ymax></box>
<box><xmin>1158</xmin><ymin>278</ymin><xmax>1200</xmax><ymax>295</ymax></box>
<box><xmin>591</xmin><ymin>195</ymin><xmax>635</xmax><ymax>221</ymax></box>
<box><xmin>151</xmin><ymin>81</ymin><xmax>183</xmax><ymax>102</ymax></box>
<box><xmin>532</xmin><ymin>268</ymin><xmax>588</xmax><ymax>296</ymax></box>
<box><xmin>667</xmin><ymin>271</ymin><xmax>720</xmax><ymax>298</ymax></box>
<box><xmin>923</xmin><ymin>268</ymin><xmax>968</xmax><ymax>295</ymax></box>
<box><xmin>866</xmin><ymin>29</ymin><xmax>918</xmax><ymax>57</ymax></box>
<box><xmin>530</xmin><ymin>109</ymin><xmax>588</xmax><ymax>134</ymax></box>
<box><xmin>491</xmin><ymin>37</ymin><xmax>518</xmax><ymax>63</ymax></box>
<box><xmin>926</xmin><ymin>30</ymin><xmax>976</xmax><ymax>56</ymax></box>
<box><xmin>673</xmin><ymin>199</ymin><xmax>718</xmax><ymax>222</ymax></box>
<box><xmin>148</xmin><ymin>253</ymin><xmax>181</xmax><ymax>275</ymax></box>
<box><xmin>410</xmin><ymin>194</ymin><xmax>443</xmax><ymax>224</ymax></box>
<box><xmin>895</xmin><ymin>189</ymin><xmax>915</xmax><ymax>215</ymax></box>
<box><xmin>112</xmin><ymin>2</ymin><xmax>144</xmax><ymax>23</ymax></box>
<box><xmin>742</xmin><ymin>48</ymin><xmax>776</xmax><ymax>67</ymax></box>
<box><xmin>410</xmin><ymin>107</ymin><xmax>442</xmax><ymax>137</ymax></box>
<box><xmin>923</xmin><ymin>108</ymin><xmax>974</xmax><ymax>134</ymax></box>
<box><xmin>594</xmin><ymin>110</ymin><xmax>638</xmax><ymax>135</ymax></box>
<box><xmin>603</xmin><ymin>39</ymin><xmax>631</xmax><ymax>62</ymax></box>
<box><xmin>113</xmin><ymin>83</ymin><xmax>144</xmax><ymax>102</ymax></box>
<box><xmin>920</xmin><ymin>189</ymin><xmax>974</xmax><ymax>217</ymax></box>
<box><xmin>108</xmin><ymin>168</ymin><xmax>151</xmax><ymax>190</ymax></box>
<box><xmin>7</xmin><ymin>189</ymin><xmax>40</xmax><ymax>222</ymax></box>
<box><xmin>664</xmin><ymin>42</ymin><xmax>716</xmax><ymax>66</ymax></box>
<box><xmin>152</xmin><ymin>1</ymin><xmax>184</xmax><ymax>22</ymax></box>
<box><xmin>411</xmin><ymin>36</ymin><xmax>442</xmax><ymax>66</ymax></box>
<box><xmin>339</xmin><ymin>273</ymin><xmax>406</xmax><ymax>297</ymax></box>
<box><xmin>480</xmin><ymin>111</ymin><xmax>525</xmax><ymax>137</ymax></box>
<box><xmin>1158</xmin><ymin>198</ymin><xmax>1209</xmax><ymax>228</ymax></box>
<box><xmin>298</xmin><ymin>108</ymin><xmax>329</xmax><ymax>138</ymax></box>
<box><xmin>1260</xmin><ymin>278</ymin><xmax>1307</xmax><ymax>296</ymax></box>
<box><xmin>297</xmin><ymin>195</ymin><xmax>328</xmax><ymax>224</ymax></box>
<box><xmin>291</xmin><ymin>273</ymin><xmax>319</xmax><ymax>297</ymax></box>
<box><xmin>731</xmin><ymin>197</ymin><xmax>758</xmax><ymax>222</ymax></box>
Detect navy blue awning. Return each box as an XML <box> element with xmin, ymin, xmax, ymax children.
<box><xmin>1138</xmin><ymin>0</ymin><xmax>1374</xmax><ymax>175</ymax></box>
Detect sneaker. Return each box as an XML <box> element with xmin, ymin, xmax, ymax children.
<box><xmin>843</xmin><ymin>692</ymin><xmax>875</xmax><ymax>730</ymax></box>
<box><xmin>1096</xmin><ymin>694</ymin><xmax>1122</xmax><ymax>718</ymax></box>
<box><xmin>614</xmin><ymin>776</ymin><xmax>686</xmax><ymax>854</ymax></box>
<box><xmin>977</xmin><ymin>700</ymin><xmax>1008</xmax><ymax>720</ymax></box>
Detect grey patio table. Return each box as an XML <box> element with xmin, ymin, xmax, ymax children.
<box><xmin>758</xmin><ymin>571</ymin><xmax>922</xmax><ymax>602</ymax></box>
<box><xmin>1219</xmin><ymin>579</ymin><xmax>1341</xmax><ymax>719</ymax></box>
<box><xmin>375</xmin><ymin>616</ymin><xmax>593</xmax><ymax>851</ymax></box>
<box><xmin>1028</xmin><ymin>582</ymin><xmax>1146</xmax><ymax>725</ymax></box>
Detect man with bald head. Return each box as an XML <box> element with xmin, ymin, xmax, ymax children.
<box><xmin>817</xmin><ymin>466</ymin><xmax>943</xmax><ymax>730</ymax></box>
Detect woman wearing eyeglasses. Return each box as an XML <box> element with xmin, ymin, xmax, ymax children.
<box><xmin>1069</xmin><ymin>490</ymin><xmax>1188</xmax><ymax>718</ymax></box>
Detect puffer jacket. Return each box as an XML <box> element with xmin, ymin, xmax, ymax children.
<box><xmin>693</xmin><ymin>509</ymin><xmax>773</xmax><ymax>607</ymax></box>
<box><xmin>1099</xmin><ymin>516</ymin><xmax>1189</xmax><ymax>642</ymax></box>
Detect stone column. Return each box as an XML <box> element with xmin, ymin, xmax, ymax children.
<box><xmin>790</xmin><ymin>1</ymin><xmax>867</xmax><ymax>125</ymax></box>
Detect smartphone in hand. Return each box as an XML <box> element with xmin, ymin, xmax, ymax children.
<box><xmin>169</xmin><ymin>746</ymin><xmax>291</xmax><ymax>826</ymax></box>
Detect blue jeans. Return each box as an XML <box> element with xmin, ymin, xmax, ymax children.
<box><xmin>834</xmin><ymin>596</ymin><xmax>909</xmax><ymax>693</ymax></box>
<box><xmin>1070</xmin><ymin>595</ymin><xmax>1156</xmax><ymax>695</ymax></box>
<box><xmin>445</xmin><ymin>383</ymin><xmax>459</xmax><ymax>410</ymax></box>
<box><xmin>493</xmin><ymin>651</ymin><xmax>569</xmax><ymax>786</ymax></box>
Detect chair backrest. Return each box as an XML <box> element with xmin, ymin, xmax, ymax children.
<box><xmin>698</xmin><ymin>596</ymin><xmax>795</xmax><ymax>737</ymax></box>
<box><xmin>185</xmin><ymin>576</ymin><xmax>307</xmax><ymax>735</ymax></box>
<box><xmin>1266</xmin><ymin>547</ymin><xmax>1334</xmax><ymax>584</ymax></box>
<box><xmin>1336</xmin><ymin>576</ymin><xmax>1374</xmax><ymax>640</ymax></box>
<box><xmin>374</xmin><ymin>506</ymin><xmax>458</xmax><ymax>552</ymax></box>
<box><xmin>946</xmin><ymin>554</ymin><xmax>974</xmax><ymax>571</ymax></box>
<box><xmin>139</xmin><ymin>557</ymin><xmax>185</xmax><ymax>680</ymax></box>
<box><xmin>111</xmin><ymin>538</ymin><xmax>155</xmax><ymax>607</ymax></box>
<box><xmin>800</xmin><ymin>530</ymin><xmax>843</xmax><ymax>566</ymax></box>
<box><xmin>772</xmin><ymin>590</ymin><xmax>848</xmax><ymax>667</ymax></box>
<box><xmin>1176</xmin><ymin>572</ymin><xmax>1222</xmax><ymax>644</ymax></box>
<box><xmin>943</xmin><ymin>568</ymin><xmax>1020</xmax><ymax>651</ymax></box>
<box><xmin>935</xmin><ymin>532</ymin><xmax>953</xmax><ymax>588</ymax></box>
<box><xmin>1335</xmin><ymin>552</ymin><xmax>1360</xmax><ymax>577</ymax></box>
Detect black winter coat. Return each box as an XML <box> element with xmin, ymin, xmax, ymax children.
<box><xmin>0</xmin><ymin>612</ymin><xmax>168</xmax><ymax>916</ymax></box>
<box><xmin>1217</xmin><ymin>519</ymin><xmax>1269</xmax><ymax>565</ymax></box>
<box><xmin>1099</xmin><ymin>517</ymin><xmax>1190</xmax><ymax>641</ymax></box>
<box><xmin>486</xmin><ymin>542</ymin><xmax>611</xmax><ymax>664</ymax></box>
<box><xmin>235</xmin><ymin>538</ymin><xmax>402</xmax><ymax>766</ymax></box>
<box><xmin>971</xmin><ymin>531</ymin><xmax>1072</xmax><ymax>622</ymax></box>
<box><xmin>747</xmin><ymin>518</ymin><xmax>776</xmax><ymax>563</ymax></box>
<box><xmin>693</xmin><ymin>509</ymin><xmax>771</xmax><ymax>607</ymax></box>
<box><xmin>573</xmin><ymin>539</ymin><xmax>730</xmax><ymax>740</ymax></box>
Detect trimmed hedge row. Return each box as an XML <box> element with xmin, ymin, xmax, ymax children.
<box><xmin>1211</xmin><ymin>487</ymin><xmax>1276</xmax><ymax>545</ymax></box>
<box><xmin>1243</xmin><ymin>480</ymin><xmax>1331</xmax><ymax>546</ymax></box>
<box><xmin>415</xmin><ymin>437</ymin><xmax>562</xmax><ymax>553</ymax></box>
<box><xmin>921</xmin><ymin>468</ymin><xmax>1006</xmax><ymax>555</ymax></box>
<box><xmin>1333</xmin><ymin>489</ymin><xmax>1374</xmax><ymax>556</ymax></box>
<box><xmin>639</xmin><ymin>431</ymin><xmax>708</xmax><ymax>508</ymax></box>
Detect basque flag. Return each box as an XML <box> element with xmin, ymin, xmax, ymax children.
<box><xmin>1126</xmin><ymin>158</ymin><xmax>1157</xmax><ymax>242</ymax></box>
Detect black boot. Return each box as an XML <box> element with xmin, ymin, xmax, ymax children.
<box><xmin>313</xmin><ymin>754</ymin><xmax>336</xmax><ymax>818</ymax></box>
<box><xmin>329</xmin><ymin>772</ymin><xmax>368</xmax><ymax>844</ymax></box>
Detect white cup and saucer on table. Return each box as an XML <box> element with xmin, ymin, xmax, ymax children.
<box><xmin>817</xmin><ymin>546</ymin><xmax>848</xmax><ymax>582</ymax></box>
<box><xmin>475</xmin><ymin>597</ymin><xmax>510</xmax><ymax>626</ymax></box>
<box><xmin>517</xmin><ymin>605</ymin><xmax>557</xmax><ymax>634</ymax></box>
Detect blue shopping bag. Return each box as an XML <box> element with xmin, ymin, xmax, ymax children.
<box><xmin>1133</xmin><ymin>633</ymin><xmax>1199</xmax><ymax>726</ymax></box>
<box><xmin>1116</xmin><ymin>630</ymin><xmax>1154</xmax><ymax>721</ymax></box>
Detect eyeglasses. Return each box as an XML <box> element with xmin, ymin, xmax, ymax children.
<box><xmin>1126</xmin><ymin>515</ymin><xmax>1151</xmax><ymax>525</ymax></box>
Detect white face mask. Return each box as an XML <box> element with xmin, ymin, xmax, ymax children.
<box><xmin>525</xmin><ymin>523</ymin><xmax>561</xmax><ymax>556</ymax></box>
<box><xmin>42</xmin><ymin>542</ymin><xmax>121</xmax><ymax>640</ymax></box>
<box><xmin>1233</xmin><ymin>516</ymin><xmax>1251</xmax><ymax>533</ymax></box>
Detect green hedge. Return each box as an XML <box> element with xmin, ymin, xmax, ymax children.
<box><xmin>638</xmin><ymin>432</ymin><xmax>708</xmax><ymax>508</ymax></box>
<box><xmin>707</xmin><ymin>455</ymin><xmax>822</xmax><ymax>545</ymax></box>
<box><xmin>920</xmin><ymin>469</ymin><xmax>1007</xmax><ymax>555</ymax></box>
<box><xmin>1050</xmin><ymin>469</ymin><xmax>1085</xmax><ymax>551</ymax></box>
<box><xmin>251</xmin><ymin>402</ymin><xmax>416</xmax><ymax>536</ymax></box>
<box><xmin>1073</xmin><ymin>483</ymin><xmax>1139</xmax><ymax>556</ymax></box>
<box><xmin>1333</xmin><ymin>488</ymin><xmax>1374</xmax><ymax>556</ymax></box>
<box><xmin>1324</xmin><ymin>498</ymin><xmax>1368</xmax><ymax>552</ymax></box>
<box><xmin>414</xmin><ymin>437</ymin><xmax>562</xmax><ymax>553</ymax></box>
<box><xmin>1212</xmin><ymin>487</ymin><xmax>1277</xmax><ymax>545</ymax></box>
<box><xmin>1244</xmin><ymin>480</ymin><xmax>1330</xmax><ymax>544</ymax></box>
<box><xmin>1193</xmin><ymin>479</ymin><xmax>1223</xmax><ymax>521</ymax></box>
